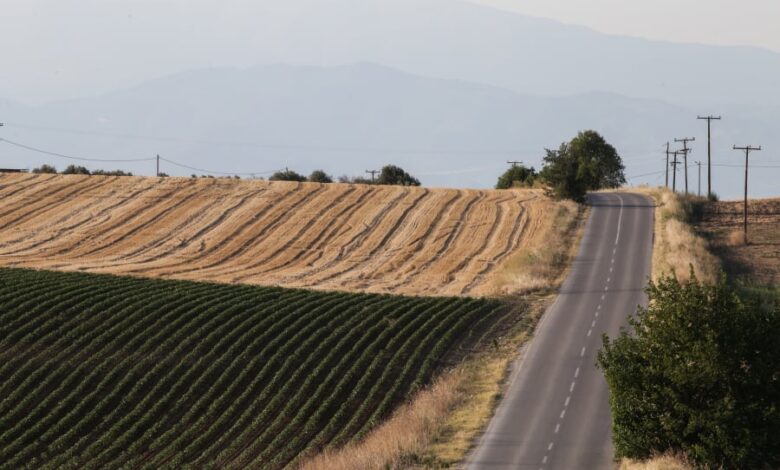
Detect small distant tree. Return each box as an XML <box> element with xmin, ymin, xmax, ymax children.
<box><xmin>598</xmin><ymin>273</ymin><xmax>780</xmax><ymax>469</ymax></box>
<box><xmin>539</xmin><ymin>130</ymin><xmax>625</xmax><ymax>202</ymax></box>
<box><xmin>62</xmin><ymin>164</ymin><xmax>91</xmax><ymax>175</ymax></box>
<box><xmin>270</xmin><ymin>169</ymin><xmax>307</xmax><ymax>182</ymax></box>
<box><xmin>308</xmin><ymin>170</ymin><xmax>333</xmax><ymax>183</ymax></box>
<box><xmin>92</xmin><ymin>169</ymin><xmax>133</xmax><ymax>176</ymax></box>
<box><xmin>32</xmin><ymin>164</ymin><xmax>57</xmax><ymax>174</ymax></box>
<box><xmin>376</xmin><ymin>165</ymin><xmax>420</xmax><ymax>186</ymax></box>
<box><xmin>496</xmin><ymin>165</ymin><xmax>536</xmax><ymax>189</ymax></box>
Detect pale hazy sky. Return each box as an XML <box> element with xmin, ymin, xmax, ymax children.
<box><xmin>472</xmin><ymin>0</ymin><xmax>780</xmax><ymax>51</ymax></box>
<box><xmin>2</xmin><ymin>0</ymin><xmax>780</xmax><ymax>103</ymax></box>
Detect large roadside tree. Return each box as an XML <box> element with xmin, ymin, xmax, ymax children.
<box><xmin>495</xmin><ymin>165</ymin><xmax>536</xmax><ymax>189</ymax></box>
<box><xmin>597</xmin><ymin>274</ymin><xmax>780</xmax><ymax>469</ymax></box>
<box><xmin>540</xmin><ymin>130</ymin><xmax>625</xmax><ymax>201</ymax></box>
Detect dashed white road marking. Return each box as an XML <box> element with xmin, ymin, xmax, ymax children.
<box><xmin>591</xmin><ymin>320</ymin><xmax>597</xmax><ymax>328</ymax></box>
<box><xmin>570</xmin><ymin>381</ymin><xmax>576</xmax><ymax>392</ymax></box>
<box><xmin>560</xmin><ymin>409</ymin><xmax>566</xmax><ymax>419</ymax></box>
<box><xmin>542</xmin><ymin>455</ymin><xmax>548</xmax><ymax>464</ymax></box>
<box><xmin>574</xmin><ymin>367</ymin><xmax>580</xmax><ymax>378</ymax></box>
<box><xmin>565</xmin><ymin>396</ymin><xmax>571</xmax><ymax>407</ymax></box>
<box><xmin>587</xmin><ymin>329</ymin><xmax>592</xmax><ymax>337</ymax></box>
<box><xmin>580</xmin><ymin>347</ymin><xmax>586</xmax><ymax>357</ymax></box>
<box><xmin>554</xmin><ymin>423</ymin><xmax>560</xmax><ymax>433</ymax></box>
<box><xmin>548</xmin><ymin>442</ymin><xmax>554</xmax><ymax>451</ymax></box>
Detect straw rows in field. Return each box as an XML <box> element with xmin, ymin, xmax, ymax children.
<box><xmin>0</xmin><ymin>268</ymin><xmax>507</xmax><ymax>469</ymax></box>
<box><xmin>0</xmin><ymin>173</ymin><xmax>546</xmax><ymax>296</ymax></box>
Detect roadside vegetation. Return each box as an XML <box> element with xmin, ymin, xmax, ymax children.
<box><xmin>0</xmin><ymin>267</ymin><xmax>511</xmax><ymax>469</ymax></box>
<box><xmin>603</xmin><ymin>190</ymin><xmax>780</xmax><ymax>470</ymax></box>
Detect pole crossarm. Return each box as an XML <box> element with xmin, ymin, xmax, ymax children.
<box><xmin>698</xmin><ymin>116</ymin><xmax>721</xmax><ymax>199</ymax></box>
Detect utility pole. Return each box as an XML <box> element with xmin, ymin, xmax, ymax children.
<box><xmin>506</xmin><ymin>160</ymin><xmax>523</xmax><ymax>168</ymax></box>
<box><xmin>733</xmin><ymin>145</ymin><xmax>761</xmax><ymax>245</ymax></box>
<box><xmin>365</xmin><ymin>169</ymin><xmax>378</xmax><ymax>183</ymax></box>
<box><xmin>670</xmin><ymin>151</ymin><xmax>681</xmax><ymax>193</ymax></box>
<box><xmin>665</xmin><ymin>142</ymin><xmax>670</xmax><ymax>188</ymax></box>
<box><xmin>696</xmin><ymin>161</ymin><xmax>702</xmax><ymax>197</ymax></box>
<box><xmin>698</xmin><ymin>115</ymin><xmax>721</xmax><ymax>199</ymax></box>
<box><xmin>674</xmin><ymin>137</ymin><xmax>695</xmax><ymax>194</ymax></box>
<box><xmin>156</xmin><ymin>154</ymin><xmax>160</xmax><ymax>177</ymax></box>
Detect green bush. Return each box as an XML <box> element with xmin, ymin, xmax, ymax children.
<box><xmin>375</xmin><ymin>165</ymin><xmax>420</xmax><ymax>186</ymax></box>
<box><xmin>269</xmin><ymin>169</ymin><xmax>307</xmax><ymax>182</ymax></box>
<box><xmin>495</xmin><ymin>165</ymin><xmax>536</xmax><ymax>189</ymax></box>
<box><xmin>598</xmin><ymin>273</ymin><xmax>780</xmax><ymax>469</ymax></box>
<box><xmin>32</xmin><ymin>164</ymin><xmax>57</xmax><ymax>174</ymax></box>
<box><xmin>307</xmin><ymin>170</ymin><xmax>333</xmax><ymax>183</ymax></box>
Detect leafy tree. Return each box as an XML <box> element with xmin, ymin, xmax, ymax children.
<box><xmin>597</xmin><ymin>273</ymin><xmax>780</xmax><ymax>469</ymax></box>
<box><xmin>308</xmin><ymin>170</ymin><xmax>333</xmax><ymax>183</ymax></box>
<box><xmin>539</xmin><ymin>130</ymin><xmax>625</xmax><ymax>201</ymax></box>
<box><xmin>376</xmin><ymin>165</ymin><xmax>420</xmax><ymax>186</ymax></box>
<box><xmin>269</xmin><ymin>169</ymin><xmax>307</xmax><ymax>182</ymax></box>
<box><xmin>62</xmin><ymin>164</ymin><xmax>91</xmax><ymax>175</ymax></box>
<box><xmin>496</xmin><ymin>165</ymin><xmax>536</xmax><ymax>189</ymax></box>
<box><xmin>32</xmin><ymin>164</ymin><xmax>57</xmax><ymax>174</ymax></box>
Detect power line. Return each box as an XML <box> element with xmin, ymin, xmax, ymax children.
<box><xmin>158</xmin><ymin>157</ymin><xmax>279</xmax><ymax>177</ymax></box>
<box><xmin>733</xmin><ymin>144</ymin><xmax>761</xmax><ymax>245</ymax></box>
<box><xmin>698</xmin><ymin>115</ymin><xmax>721</xmax><ymax>199</ymax></box>
<box><xmin>0</xmin><ymin>122</ymin><xmax>535</xmax><ymax>156</ymax></box>
<box><xmin>674</xmin><ymin>137</ymin><xmax>695</xmax><ymax>194</ymax></box>
<box><xmin>0</xmin><ymin>137</ymin><xmax>155</xmax><ymax>163</ymax></box>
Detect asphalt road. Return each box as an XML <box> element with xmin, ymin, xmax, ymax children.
<box><xmin>467</xmin><ymin>192</ymin><xmax>654</xmax><ymax>470</ymax></box>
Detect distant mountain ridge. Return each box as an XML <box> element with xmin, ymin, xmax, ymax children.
<box><xmin>0</xmin><ymin>62</ymin><xmax>777</xmax><ymax>197</ymax></box>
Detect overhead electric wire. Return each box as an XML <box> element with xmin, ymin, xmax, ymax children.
<box><xmin>0</xmin><ymin>137</ymin><xmax>155</xmax><ymax>163</ymax></box>
<box><xmin>157</xmin><ymin>157</ymin><xmax>280</xmax><ymax>176</ymax></box>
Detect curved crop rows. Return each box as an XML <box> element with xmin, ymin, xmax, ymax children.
<box><xmin>0</xmin><ymin>267</ymin><xmax>507</xmax><ymax>469</ymax></box>
<box><xmin>0</xmin><ymin>173</ymin><xmax>552</xmax><ymax>296</ymax></box>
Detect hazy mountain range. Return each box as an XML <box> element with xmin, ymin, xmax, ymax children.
<box><xmin>1</xmin><ymin>0</ymin><xmax>779</xmax><ymax>197</ymax></box>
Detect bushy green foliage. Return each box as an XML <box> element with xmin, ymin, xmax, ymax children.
<box><xmin>92</xmin><ymin>169</ymin><xmax>133</xmax><ymax>176</ymax></box>
<box><xmin>376</xmin><ymin>165</ymin><xmax>420</xmax><ymax>186</ymax></box>
<box><xmin>598</xmin><ymin>273</ymin><xmax>780</xmax><ymax>469</ymax></box>
<box><xmin>307</xmin><ymin>169</ymin><xmax>333</xmax><ymax>183</ymax></box>
<box><xmin>270</xmin><ymin>169</ymin><xmax>307</xmax><ymax>182</ymax></box>
<box><xmin>31</xmin><ymin>164</ymin><xmax>57</xmax><ymax>174</ymax></box>
<box><xmin>0</xmin><ymin>268</ymin><xmax>506</xmax><ymax>469</ymax></box>
<box><xmin>495</xmin><ymin>165</ymin><xmax>536</xmax><ymax>189</ymax></box>
<box><xmin>61</xmin><ymin>164</ymin><xmax>91</xmax><ymax>175</ymax></box>
<box><xmin>539</xmin><ymin>130</ymin><xmax>625</xmax><ymax>202</ymax></box>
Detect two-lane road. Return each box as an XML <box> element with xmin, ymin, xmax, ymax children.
<box><xmin>467</xmin><ymin>192</ymin><xmax>654</xmax><ymax>470</ymax></box>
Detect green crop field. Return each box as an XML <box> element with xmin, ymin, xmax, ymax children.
<box><xmin>0</xmin><ymin>268</ymin><xmax>510</xmax><ymax>469</ymax></box>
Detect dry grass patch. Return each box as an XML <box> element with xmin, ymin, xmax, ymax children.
<box><xmin>628</xmin><ymin>187</ymin><xmax>719</xmax><ymax>284</ymax></box>
<box><xmin>620</xmin><ymin>455</ymin><xmax>694</xmax><ymax>470</ymax></box>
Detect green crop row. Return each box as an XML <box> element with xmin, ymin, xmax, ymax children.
<box><xmin>0</xmin><ymin>267</ymin><xmax>508</xmax><ymax>469</ymax></box>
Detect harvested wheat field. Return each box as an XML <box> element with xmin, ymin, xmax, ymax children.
<box><xmin>695</xmin><ymin>197</ymin><xmax>780</xmax><ymax>285</ymax></box>
<box><xmin>0</xmin><ymin>173</ymin><xmax>570</xmax><ymax>297</ymax></box>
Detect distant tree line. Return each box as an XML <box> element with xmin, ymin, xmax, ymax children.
<box><xmin>495</xmin><ymin>130</ymin><xmax>626</xmax><ymax>202</ymax></box>
<box><xmin>270</xmin><ymin>165</ymin><xmax>420</xmax><ymax>186</ymax></box>
<box><xmin>32</xmin><ymin>164</ymin><xmax>133</xmax><ymax>176</ymax></box>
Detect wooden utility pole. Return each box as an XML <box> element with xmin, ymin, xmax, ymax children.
<box><xmin>696</xmin><ymin>161</ymin><xmax>702</xmax><ymax>197</ymax></box>
<box><xmin>365</xmin><ymin>169</ymin><xmax>378</xmax><ymax>182</ymax></box>
<box><xmin>506</xmin><ymin>160</ymin><xmax>523</xmax><ymax>168</ymax></box>
<box><xmin>665</xmin><ymin>142</ymin><xmax>671</xmax><ymax>188</ymax></box>
<box><xmin>156</xmin><ymin>154</ymin><xmax>160</xmax><ymax>177</ymax></box>
<box><xmin>674</xmin><ymin>137</ymin><xmax>695</xmax><ymax>194</ymax></box>
<box><xmin>698</xmin><ymin>115</ymin><xmax>721</xmax><ymax>199</ymax></box>
<box><xmin>670</xmin><ymin>151</ymin><xmax>681</xmax><ymax>193</ymax></box>
<box><xmin>733</xmin><ymin>145</ymin><xmax>761</xmax><ymax>245</ymax></box>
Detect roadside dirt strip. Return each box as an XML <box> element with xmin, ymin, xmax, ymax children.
<box><xmin>0</xmin><ymin>173</ymin><xmax>554</xmax><ymax>297</ymax></box>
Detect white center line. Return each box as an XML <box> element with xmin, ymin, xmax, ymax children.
<box><xmin>580</xmin><ymin>347</ymin><xmax>586</xmax><ymax>357</ymax></box>
<box><xmin>560</xmin><ymin>409</ymin><xmax>566</xmax><ymax>419</ymax></box>
<box><xmin>548</xmin><ymin>442</ymin><xmax>554</xmax><ymax>451</ymax></box>
<box><xmin>570</xmin><ymin>381</ymin><xmax>576</xmax><ymax>392</ymax></box>
<box><xmin>543</xmin><ymin>455</ymin><xmax>548</xmax><ymax>464</ymax></box>
<box><xmin>591</xmin><ymin>320</ymin><xmax>596</xmax><ymax>328</ymax></box>
<box><xmin>614</xmin><ymin>195</ymin><xmax>624</xmax><ymax>245</ymax></box>
<box><xmin>565</xmin><ymin>396</ymin><xmax>571</xmax><ymax>407</ymax></box>
<box><xmin>587</xmin><ymin>329</ymin><xmax>592</xmax><ymax>337</ymax></box>
<box><xmin>555</xmin><ymin>423</ymin><xmax>560</xmax><ymax>433</ymax></box>
<box><xmin>574</xmin><ymin>367</ymin><xmax>580</xmax><ymax>378</ymax></box>
<box><xmin>597</xmin><ymin>304</ymin><xmax>602</xmax><ymax>310</ymax></box>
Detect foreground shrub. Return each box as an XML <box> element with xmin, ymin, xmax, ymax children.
<box><xmin>598</xmin><ymin>273</ymin><xmax>780</xmax><ymax>469</ymax></box>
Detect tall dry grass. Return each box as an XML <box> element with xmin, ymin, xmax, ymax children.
<box><xmin>299</xmin><ymin>371</ymin><xmax>461</xmax><ymax>470</ymax></box>
<box><xmin>620</xmin><ymin>455</ymin><xmax>693</xmax><ymax>470</ymax></box>
<box><xmin>631</xmin><ymin>187</ymin><xmax>719</xmax><ymax>284</ymax></box>
<box><xmin>492</xmin><ymin>198</ymin><xmax>584</xmax><ymax>294</ymax></box>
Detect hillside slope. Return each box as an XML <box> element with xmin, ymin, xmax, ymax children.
<box><xmin>0</xmin><ymin>268</ymin><xmax>508</xmax><ymax>469</ymax></box>
<box><xmin>0</xmin><ymin>173</ymin><xmax>560</xmax><ymax>297</ymax></box>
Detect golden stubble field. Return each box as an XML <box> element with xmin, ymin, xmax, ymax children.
<box><xmin>0</xmin><ymin>173</ymin><xmax>573</xmax><ymax>297</ymax></box>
